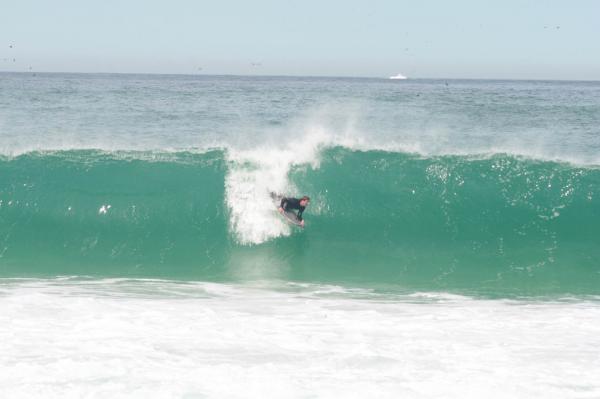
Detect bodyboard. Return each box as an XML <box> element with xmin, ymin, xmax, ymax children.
<box><xmin>270</xmin><ymin>192</ymin><xmax>304</xmax><ymax>227</ymax></box>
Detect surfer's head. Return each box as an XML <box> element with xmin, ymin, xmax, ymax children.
<box><xmin>300</xmin><ymin>196</ymin><xmax>310</xmax><ymax>207</ymax></box>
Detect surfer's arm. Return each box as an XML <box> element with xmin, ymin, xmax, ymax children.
<box><xmin>296</xmin><ymin>207</ymin><xmax>304</xmax><ymax>221</ymax></box>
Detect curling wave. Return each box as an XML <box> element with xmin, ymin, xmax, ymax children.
<box><xmin>0</xmin><ymin>147</ymin><xmax>599</xmax><ymax>295</ymax></box>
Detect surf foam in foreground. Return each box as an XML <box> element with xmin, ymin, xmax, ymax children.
<box><xmin>1</xmin><ymin>279</ymin><xmax>599</xmax><ymax>399</ymax></box>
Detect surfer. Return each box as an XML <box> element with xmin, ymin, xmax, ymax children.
<box><xmin>279</xmin><ymin>196</ymin><xmax>310</xmax><ymax>227</ymax></box>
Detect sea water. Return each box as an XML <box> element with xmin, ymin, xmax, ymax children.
<box><xmin>1</xmin><ymin>73</ymin><xmax>599</xmax><ymax>398</ymax></box>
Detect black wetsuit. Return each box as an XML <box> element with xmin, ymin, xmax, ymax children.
<box><xmin>280</xmin><ymin>197</ymin><xmax>306</xmax><ymax>221</ymax></box>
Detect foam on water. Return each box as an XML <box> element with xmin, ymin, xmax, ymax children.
<box><xmin>224</xmin><ymin>123</ymin><xmax>360</xmax><ymax>244</ymax></box>
<box><xmin>1</xmin><ymin>278</ymin><xmax>599</xmax><ymax>399</ymax></box>
<box><xmin>224</xmin><ymin>146</ymin><xmax>297</xmax><ymax>244</ymax></box>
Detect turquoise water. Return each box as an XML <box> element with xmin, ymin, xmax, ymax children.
<box><xmin>2</xmin><ymin>73</ymin><xmax>600</xmax><ymax>398</ymax></box>
<box><xmin>1</xmin><ymin>73</ymin><xmax>599</xmax><ymax>296</ymax></box>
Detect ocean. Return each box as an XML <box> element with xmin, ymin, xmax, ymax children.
<box><xmin>1</xmin><ymin>73</ymin><xmax>599</xmax><ymax>398</ymax></box>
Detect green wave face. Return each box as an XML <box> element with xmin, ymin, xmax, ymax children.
<box><xmin>0</xmin><ymin>151</ymin><xmax>230</xmax><ymax>278</ymax></box>
<box><xmin>1</xmin><ymin>148</ymin><xmax>599</xmax><ymax>296</ymax></box>
<box><xmin>293</xmin><ymin>148</ymin><xmax>600</xmax><ymax>295</ymax></box>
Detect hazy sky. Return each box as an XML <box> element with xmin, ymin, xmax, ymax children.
<box><xmin>1</xmin><ymin>0</ymin><xmax>599</xmax><ymax>79</ymax></box>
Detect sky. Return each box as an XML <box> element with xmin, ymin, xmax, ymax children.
<box><xmin>1</xmin><ymin>0</ymin><xmax>599</xmax><ymax>80</ymax></box>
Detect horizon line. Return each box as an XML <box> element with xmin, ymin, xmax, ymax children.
<box><xmin>1</xmin><ymin>70</ymin><xmax>599</xmax><ymax>83</ymax></box>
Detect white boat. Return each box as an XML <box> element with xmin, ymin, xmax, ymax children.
<box><xmin>389</xmin><ymin>73</ymin><xmax>407</xmax><ymax>80</ymax></box>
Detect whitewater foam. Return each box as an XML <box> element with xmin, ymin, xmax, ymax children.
<box><xmin>224</xmin><ymin>124</ymin><xmax>353</xmax><ymax>244</ymax></box>
<box><xmin>1</xmin><ymin>278</ymin><xmax>599</xmax><ymax>399</ymax></box>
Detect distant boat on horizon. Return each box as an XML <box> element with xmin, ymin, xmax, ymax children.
<box><xmin>389</xmin><ymin>73</ymin><xmax>407</xmax><ymax>80</ymax></box>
